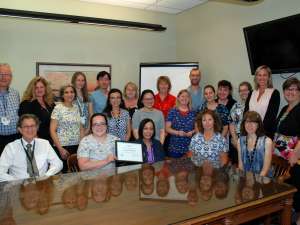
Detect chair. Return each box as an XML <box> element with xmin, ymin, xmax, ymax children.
<box><xmin>67</xmin><ymin>154</ymin><xmax>79</xmax><ymax>173</ymax></box>
<box><xmin>271</xmin><ymin>154</ymin><xmax>291</xmax><ymax>183</ymax></box>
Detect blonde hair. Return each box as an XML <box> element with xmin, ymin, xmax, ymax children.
<box><xmin>156</xmin><ymin>76</ymin><xmax>172</xmax><ymax>91</ymax></box>
<box><xmin>123</xmin><ymin>82</ymin><xmax>138</xmax><ymax>99</ymax></box>
<box><xmin>22</xmin><ymin>76</ymin><xmax>54</xmax><ymax>106</ymax></box>
<box><xmin>254</xmin><ymin>65</ymin><xmax>273</xmax><ymax>89</ymax></box>
<box><xmin>176</xmin><ymin>89</ymin><xmax>192</xmax><ymax>110</ymax></box>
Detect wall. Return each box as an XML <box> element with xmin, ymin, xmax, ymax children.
<box><xmin>176</xmin><ymin>0</ymin><xmax>300</xmax><ymax>106</ymax></box>
<box><xmin>0</xmin><ymin>0</ymin><xmax>177</xmax><ymax>94</ymax></box>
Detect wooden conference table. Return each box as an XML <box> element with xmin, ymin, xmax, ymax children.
<box><xmin>0</xmin><ymin>158</ymin><xmax>296</xmax><ymax>225</ymax></box>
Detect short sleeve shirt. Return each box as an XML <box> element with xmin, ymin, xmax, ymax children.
<box><xmin>107</xmin><ymin>109</ymin><xmax>130</xmax><ymax>141</ymax></box>
<box><xmin>51</xmin><ymin>103</ymin><xmax>81</xmax><ymax>146</ymax></box>
<box><xmin>190</xmin><ymin>132</ymin><xmax>227</xmax><ymax>168</ymax></box>
<box><xmin>153</xmin><ymin>93</ymin><xmax>176</xmax><ymax>118</ymax></box>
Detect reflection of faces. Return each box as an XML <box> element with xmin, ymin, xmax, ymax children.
<box><xmin>75</xmin><ymin>74</ymin><xmax>86</xmax><ymax>90</ymax></box>
<box><xmin>37</xmin><ymin>192</ymin><xmax>49</xmax><ymax>215</ymax></box>
<box><xmin>63</xmin><ymin>86</ymin><xmax>75</xmax><ymax>103</ymax></box>
<box><xmin>202</xmin><ymin>114</ymin><xmax>214</xmax><ymax>131</ymax></box>
<box><xmin>110</xmin><ymin>175</ymin><xmax>123</xmax><ymax>197</ymax></box>
<box><xmin>204</xmin><ymin>87</ymin><xmax>215</xmax><ymax>103</ymax></box>
<box><xmin>239</xmin><ymin>85</ymin><xmax>250</xmax><ymax>101</ymax></box>
<box><xmin>241</xmin><ymin>186</ymin><xmax>255</xmax><ymax>201</ymax></box>
<box><xmin>214</xmin><ymin>182</ymin><xmax>228</xmax><ymax>199</ymax></box>
<box><xmin>189</xmin><ymin>70</ymin><xmax>201</xmax><ymax>86</ymax></box>
<box><xmin>34</xmin><ymin>81</ymin><xmax>46</xmax><ymax>98</ymax></box>
<box><xmin>175</xmin><ymin>171</ymin><xmax>189</xmax><ymax>194</ymax></box>
<box><xmin>244</xmin><ymin>121</ymin><xmax>258</xmax><ymax>135</ymax></box>
<box><xmin>200</xmin><ymin>176</ymin><xmax>212</xmax><ymax>192</ymax></box>
<box><xmin>142</xmin><ymin>93</ymin><xmax>155</xmax><ymax>109</ymax></box>
<box><xmin>18</xmin><ymin>118</ymin><xmax>38</xmax><ymax>143</ymax></box>
<box><xmin>62</xmin><ymin>187</ymin><xmax>77</xmax><ymax>209</ymax></box>
<box><xmin>92</xmin><ymin>179</ymin><xmax>108</xmax><ymax>203</ymax></box>
<box><xmin>141</xmin><ymin>183</ymin><xmax>154</xmax><ymax>195</ymax></box>
<box><xmin>109</xmin><ymin>92</ymin><xmax>121</xmax><ymax>109</ymax></box>
<box><xmin>143</xmin><ymin>122</ymin><xmax>154</xmax><ymax>141</ymax></box>
<box><xmin>284</xmin><ymin>84</ymin><xmax>300</xmax><ymax>103</ymax></box>
<box><xmin>187</xmin><ymin>189</ymin><xmax>198</xmax><ymax>206</ymax></box>
<box><xmin>124</xmin><ymin>172</ymin><xmax>138</xmax><ymax>191</ymax></box>
<box><xmin>200</xmin><ymin>190</ymin><xmax>212</xmax><ymax>201</ymax></box>
<box><xmin>202</xmin><ymin>161</ymin><xmax>214</xmax><ymax>176</ymax></box>
<box><xmin>142</xmin><ymin>168</ymin><xmax>154</xmax><ymax>185</ymax></box>
<box><xmin>77</xmin><ymin>194</ymin><xmax>88</xmax><ymax>211</ymax></box>
<box><xmin>98</xmin><ymin>75</ymin><xmax>110</xmax><ymax>90</ymax></box>
<box><xmin>21</xmin><ymin>184</ymin><xmax>39</xmax><ymax>210</ymax></box>
<box><xmin>156</xmin><ymin>179</ymin><xmax>169</xmax><ymax>197</ymax></box>
<box><xmin>0</xmin><ymin>65</ymin><xmax>12</xmax><ymax>89</ymax></box>
<box><xmin>91</xmin><ymin>115</ymin><xmax>107</xmax><ymax>138</ymax></box>
<box><xmin>256</xmin><ymin>69</ymin><xmax>269</xmax><ymax>88</ymax></box>
<box><xmin>217</xmin><ymin>86</ymin><xmax>230</xmax><ymax>101</ymax></box>
<box><xmin>158</xmin><ymin>81</ymin><xmax>169</xmax><ymax>94</ymax></box>
<box><xmin>125</xmin><ymin>85</ymin><xmax>137</xmax><ymax>99</ymax></box>
<box><xmin>178</xmin><ymin>91</ymin><xmax>190</xmax><ymax>107</ymax></box>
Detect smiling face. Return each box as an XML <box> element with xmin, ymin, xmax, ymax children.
<box><xmin>34</xmin><ymin>81</ymin><xmax>46</xmax><ymax>99</ymax></box>
<box><xmin>204</xmin><ymin>87</ymin><xmax>215</xmax><ymax>103</ymax></box>
<box><xmin>0</xmin><ymin>65</ymin><xmax>12</xmax><ymax>90</ymax></box>
<box><xmin>158</xmin><ymin>81</ymin><xmax>170</xmax><ymax>94</ymax></box>
<box><xmin>109</xmin><ymin>91</ymin><xmax>122</xmax><ymax>109</ymax></box>
<box><xmin>62</xmin><ymin>86</ymin><xmax>75</xmax><ymax>103</ymax></box>
<box><xmin>202</xmin><ymin>113</ymin><xmax>214</xmax><ymax>131</ymax></box>
<box><xmin>18</xmin><ymin>118</ymin><xmax>38</xmax><ymax>143</ymax></box>
<box><xmin>142</xmin><ymin>121</ymin><xmax>154</xmax><ymax>141</ymax></box>
<box><xmin>239</xmin><ymin>84</ymin><xmax>250</xmax><ymax>101</ymax></box>
<box><xmin>75</xmin><ymin>74</ymin><xmax>86</xmax><ymax>90</ymax></box>
<box><xmin>256</xmin><ymin>68</ymin><xmax>270</xmax><ymax>89</ymax></box>
<box><xmin>217</xmin><ymin>86</ymin><xmax>230</xmax><ymax>101</ymax></box>
<box><xmin>91</xmin><ymin>115</ymin><xmax>107</xmax><ymax>138</ymax></box>
<box><xmin>177</xmin><ymin>91</ymin><xmax>190</xmax><ymax>107</ymax></box>
<box><xmin>125</xmin><ymin>84</ymin><xmax>137</xmax><ymax>99</ymax></box>
<box><xmin>189</xmin><ymin>69</ymin><xmax>201</xmax><ymax>86</ymax></box>
<box><xmin>142</xmin><ymin>93</ymin><xmax>155</xmax><ymax>109</ymax></box>
<box><xmin>97</xmin><ymin>75</ymin><xmax>110</xmax><ymax>90</ymax></box>
<box><xmin>284</xmin><ymin>84</ymin><xmax>300</xmax><ymax>104</ymax></box>
<box><xmin>244</xmin><ymin>120</ymin><xmax>258</xmax><ymax>135</ymax></box>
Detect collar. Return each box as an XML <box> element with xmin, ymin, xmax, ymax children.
<box><xmin>21</xmin><ymin>137</ymin><xmax>35</xmax><ymax>146</ymax></box>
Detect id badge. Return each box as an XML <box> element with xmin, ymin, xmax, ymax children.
<box><xmin>1</xmin><ymin>116</ymin><xmax>10</xmax><ymax>126</ymax></box>
<box><xmin>80</xmin><ymin>116</ymin><xmax>86</xmax><ymax>125</ymax></box>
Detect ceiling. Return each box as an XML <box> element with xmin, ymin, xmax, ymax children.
<box><xmin>80</xmin><ymin>0</ymin><xmax>209</xmax><ymax>14</ymax></box>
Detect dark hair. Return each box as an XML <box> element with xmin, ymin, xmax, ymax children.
<box><xmin>218</xmin><ymin>80</ymin><xmax>233</xmax><ymax>91</ymax></box>
<box><xmin>239</xmin><ymin>81</ymin><xmax>253</xmax><ymax>93</ymax></box>
<box><xmin>282</xmin><ymin>77</ymin><xmax>300</xmax><ymax>91</ymax></box>
<box><xmin>240</xmin><ymin>111</ymin><xmax>264</xmax><ymax>137</ymax></box>
<box><xmin>89</xmin><ymin>113</ymin><xmax>108</xmax><ymax>133</ymax></box>
<box><xmin>60</xmin><ymin>84</ymin><xmax>77</xmax><ymax>102</ymax></box>
<box><xmin>196</xmin><ymin>109</ymin><xmax>222</xmax><ymax>133</ymax></box>
<box><xmin>18</xmin><ymin>114</ymin><xmax>40</xmax><ymax>128</ymax></box>
<box><xmin>138</xmin><ymin>89</ymin><xmax>155</xmax><ymax>109</ymax></box>
<box><xmin>96</xmin><ymin>71</ymin><xmax>111</xmax><ymax>81</ymax></box>
<box><xmin>103</xmin><ymin>89</ymin><xmax>125</xmax><ymax>118</ymax></box>
<box><xmin>138</xmin><ymin>118</ymin><xmax>156</xmax><ymax>140</ymax></box>
<box><xmin>204</xmin><ymin>84</ymin><xmax>215</xmax><ymax>93</ymax></box>
<box><xmin>71</xmin><ymin>71</ymin><xmax>89</xmax><ymax>102</ymax></box>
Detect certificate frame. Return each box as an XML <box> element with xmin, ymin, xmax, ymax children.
<box><xmin>115</xmin><ymin>141</ymin><xmax>143</xmax><ymax>163</ymax></box>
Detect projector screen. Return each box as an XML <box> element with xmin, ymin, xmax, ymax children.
<box><xmin>139</xmin><ymin>62</ymin><xmax>199</xmax><ymax>96</ymax></box>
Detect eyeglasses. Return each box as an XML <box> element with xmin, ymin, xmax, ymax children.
<box><xmin>92</xmin><ymin>122</ymin><xmax>107</xmax><ymax>128</ymax></box>
<box><xmin>0</xmin><ymin>73</ymin><xmax>12</xmax><ymax>77</ymax></box>
<box><xmin>285</xmin><ymin>88</ymin><xmax>299</xmax><ymax>92</ymax></box>
<box><xmin>21</xmin><ymin>125</ymin><xmax>37</xmax><ymax>129</ymax></box>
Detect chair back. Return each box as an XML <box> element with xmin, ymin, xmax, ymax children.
<box><xmin>67</xmin><ymin>154</ymin><xmax>79</xmax><ymax>173</ymax></box>
<box><xmin>272</xmin><ymin>154</ymin><xmax>291</xmax><ymax>182</ymax></box>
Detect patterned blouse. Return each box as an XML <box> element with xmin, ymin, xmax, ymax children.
<box><xmin>77</xmin><ymin>134</ymin><xmax>119</xmax><ymax>170</ymax></box>
<box><xmin>74</xmin><ymin>96</ymin><xmax>89</xmax><ymax>129</ymax></box>
<box><xmin>230</xmin><ymin>101</ymin><xmax>245</xmax><ymax>136</ymax></box>
<box><xmin>51</xmin><ymin>103</ymin><xmax>81</xmax><ymax>146</ymax></box>
<box><xmin>107</xmin><ymin>109</ymin><xmax>130</xmax><ymax>141</ymax></box>
<box><xmin>199</xmin><ymin>101</ymin><xmax>232</xmax><ymax>126</ymax></box>
<box><xmin>190</xmin><ymin>132</ymin><xmax>227</xmax><ymax>168</ymax></box>
<box><xmin>167</xmin><ymin>108</ymin><xmax>197</xmax><ymax>158</ymax></box>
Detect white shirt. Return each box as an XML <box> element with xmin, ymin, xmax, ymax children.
<box><xmin>0</xmin><ymin>138</ymin><xmax>63</xmax><ymax>182</ymax></box>
<box><xmin>249</xmin><ymin>88</ymin><xmax>274</xmax><ymax>120</ymax></box>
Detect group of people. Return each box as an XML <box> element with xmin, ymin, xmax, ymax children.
<box><xmin>0</xmin><ymin>63</ymin><xmax>300</xmax><ymax>223</ymax></box>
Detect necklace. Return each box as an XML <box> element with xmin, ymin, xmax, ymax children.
<box><xmin>245</xmin><ymin>136</ymin><xmax>259</xmax><ymax>168</ymax></box>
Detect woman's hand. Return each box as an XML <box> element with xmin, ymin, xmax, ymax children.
<box><xmin>59</xmin><ymin>148</ymin><xmax>70</xmax><ymax>160</ymax></box>
<box><xmin>106</xmin><ymin>154</ymin><xmax>116</xmax><ymax>164</ymax></box>
<box><xmin>288</xmin><ymin>150</ymin><xmax>299</xmax><ymax>166</ymax></box>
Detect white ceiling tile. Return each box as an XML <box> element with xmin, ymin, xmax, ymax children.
<box><xmin>157</xmin><ymin>0</ymin><xmax>208</xmax><ymax>10</ymax></box>
<box><xmin>145</xmin><ymin>5</ymin><xmax>181</xmax><ymax>14</ymax></box>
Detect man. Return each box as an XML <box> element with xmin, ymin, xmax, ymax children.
<box><xmin>0</xmin><ymin>114</ymin><xmax>63</xmax><ymax>182</ymax></box>
<box><xmin>0</xmin><ymin>63</ymin><xmax>20</xmax><ymax>154</ymax></box>
<box><xmin>187</xmin><ymin>68</ymin><xmax>203</xmax><ymax>111</ymax></box>
<box><xmin>90</xmin><ymin>71</ymin><xmax>111</xmax><ymax>113</ymax></box>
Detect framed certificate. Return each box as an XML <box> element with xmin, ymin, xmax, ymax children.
<box><xmin>115</xmin><ymin>141</ymin><xmax>143</xmax><ymax>163</ymax></box>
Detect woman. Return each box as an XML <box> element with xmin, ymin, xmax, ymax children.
<box><xmin>166</xmin><ymin>89</ymin><xmax>196</xmax><ymax>158</ymax></box>
<box><xmin>153</xmin><ymin>76</ymin><xmax>176</xmax><ymax>119</ymax></box>
<box><xmin>237</xmin><ymin>111</ymin><xmax>272</xmax><ymax>177</ymax></box>
<box><xmin>50</xmin><ymin>84</ymin><xmax>84</xmax><ymax>172</ymax></box>
<box><xmin>229</xmin><ymin>81</ymin><xmax>252</xmax><ymax>164</ymax></box>
<box><xmin>200</xmin><ymin>85</ymin><xmax>231</xmax><ymax>137</ymax></box>
<box><xmin>137</xmin><ymin>118</ymin><xmax>165</xmax><ymax>163</ymax></box>
<box><xmin>245</xmin><ymin>65</ymin><xmax>280</xmax><ymax>138</ymax></box>
<box><xmin>103</xmin><ymin>89</ymin><xmax>131</xmax><ymax>141</ymax></box>
<box><xmin>19</xmin><ymin>77</ymin><xmax>55</xmax><ymax>142</ymax></box>
<box><xmin>132</xmin><ymin>89</ymin><xmax>165</xmax><ymax>144</ymax></box>
<box><xmin>274</xmin><ymin>78</ymin><xmax>300</xmax><ymax>224</ymax></box>
<box><xmin>189</xmin><ymin>109</ymin><xmax>228</xmax><ymax>168</ymax></box>
<box><xmin>71</xmin><ymin>72</ymin><xmax>93</xmax><ymax>134</ymax></box>
<box><xmin>123</xmin><ymin>82</ymin><xmax>139</xmax><ymax>118</ymax></box>
<box><xmin>217</xmin><ymin>80</ymin><xmax>236</xmax><ymax>112</ymax></box>
<box><xmin>77</xmin><ymin>113</ymin><xmax>119</xmax><ymax>171</ymax></box>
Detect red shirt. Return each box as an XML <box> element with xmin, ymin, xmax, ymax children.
<box><xmin>154</xmin><ymin>93</ymin><xmax>176</xmax><ymax>118</ymax></box>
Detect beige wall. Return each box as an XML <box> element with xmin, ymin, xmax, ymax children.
<box><xmin>0</xmin><ymin>0</ymin><xmax>177</xmax><ymax>95</ymax></box>
<box><xmin>176</xmin><ymin>0</ymin><xmax>300</xmax><ymax>105</ymax></box>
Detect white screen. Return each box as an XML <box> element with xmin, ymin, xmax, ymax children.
<box><xmin>140</xmin><ymin>63</ymin><xmax>198</xmax><ymax>96</ymax></box>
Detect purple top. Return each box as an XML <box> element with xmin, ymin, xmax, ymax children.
<box><xmin>147</xmin><ymin>146</ymin><xmax>155</xmax><ymax>163</ymax></box>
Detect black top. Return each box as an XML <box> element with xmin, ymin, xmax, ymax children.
<box><xmin>225</xmin><ymin>96</ymin><xmax>237</xmax><ymax>112</ymax></box>
<box><xmin>138</xmin><ymin>139</ymin><xmax>165</xmax><ymax>163</ymax></box>
<box><xmin>18</xmin><ymin>100</ymin><xmax>55</xmax><ymax>142</ymax></box>
<box><xmin>275</xmin><ymin>102</ymin><xmax>300</xmax><ymax>137</ymax></box>
<box><xmin>245</xmin><ymin>89</ymin><xmax>280</xmax><ymax>139</ymax></box>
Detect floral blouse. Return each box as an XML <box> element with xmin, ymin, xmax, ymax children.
<box><xmin>107</xmin><ymin>109</ymin><xmax>130</xmax><ymax>141</ymax></box>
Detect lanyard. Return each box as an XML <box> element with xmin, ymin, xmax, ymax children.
<box><xmin>21</xmin><ymin>139</ymin><xmax>36</xmax><ymax>177</ymax></box>
<box><xmin>76</xmin><ymin>97</ymin><xmax>84</xmax><ymax>116</ymax></box>
<box><xmin>0</xmin><ymin>94</ymin><xmax>8</xmax><ymax>116</ymax></box>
